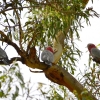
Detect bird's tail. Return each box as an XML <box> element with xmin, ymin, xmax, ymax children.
<box><xmin>45</xmin><ymin>62</ymin><xmax>52</xmax><ymax>66</ymax></box>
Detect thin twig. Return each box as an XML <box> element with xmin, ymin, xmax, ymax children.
<box><xmin>30</xmin><ymin>69</ymin><xmax>43</xmax><ymax>73</ymax></box>
<box><xmin>10</xmin><ymin>0</ymin><xmax>25</xmax><ymax>54</ymax></box>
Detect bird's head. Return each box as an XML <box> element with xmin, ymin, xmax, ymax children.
<box><xmin>87</xmin><ymin>43</ymin><xmax>96</xmax><ymax>52</ymax></box>
<box><xmin>46</xmin><ymin>46</ymin><xmax>54</xmax><ymax>53</ymax></box>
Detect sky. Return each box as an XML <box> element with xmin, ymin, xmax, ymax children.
<box><xmin>0</xmin><ymin>0</ymin><xmax>100</xmax><ymax>99</ymax></box>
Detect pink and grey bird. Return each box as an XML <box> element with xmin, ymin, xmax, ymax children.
<box><xmin>41</xmin><ymin>46</ymin><xmax>54</xmax><ymax>66</ymax></box>
<box><xmin>0</xmin><ymin>47</ymin><xmax>10</xmax><ymax>65</ymax></box>
<box><xmin>87</xmin><ymin>43</ymin><xmax>100</xmax><ymax>63</ymax></box>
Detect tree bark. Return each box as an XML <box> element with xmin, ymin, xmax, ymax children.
<box><xmin>44</xmin><ymin>64</ymin><xmax>97</xmax><ymax>100</ymax></box>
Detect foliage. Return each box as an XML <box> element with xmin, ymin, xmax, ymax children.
<box><xmin>0</xmin><ymin>63</ymin><xmax>24</xmax><ymax>100</ymax></box>
<box><xmin>80</xmin><ymin>58</ymin><xmax>100</xmax><ymax>99</ymax></box>
<box><xmin>34</xmin><ymin>82</ymin><xmax>77</xmax><ymax>100</ymax></box>
<box><xmin>0</xmin><ymin>65</ymin><xmax>76</xmax><ymax>100</ymax></box>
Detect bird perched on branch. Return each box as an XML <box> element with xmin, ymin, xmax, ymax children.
<box><xmin>41</xmin><ymin>46</ymin><xmax>54</xmax><ymax>66</ymax></box>
<box><xmin>0</xmin><ymin>47</ymin><xmax>10</xmax><ymax>65</ymax></box>
<box><xmin>87</xmin><ymin>43</ymin><xmax>100</xmax><ymax>64</ymax></box>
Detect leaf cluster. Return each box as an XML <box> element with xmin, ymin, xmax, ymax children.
<box><xmin>0</xmin><ymin>63</ymin><xmax>24</xmax><ymax>100</ymax></box>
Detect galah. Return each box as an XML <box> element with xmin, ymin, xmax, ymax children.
<box><xmin>87</xmin><ymin>43</ymin><xmax>100</xmax><ymax>63</ymax></box>
<box><xmin>41</xmin><ymin>46</ymin><xmax>54</xmax><ymax>66</ymax></box>
<box><xmin>0</xmin><ymin>47</ymin><xmax>10</xmax><ymax>65</ymax></box>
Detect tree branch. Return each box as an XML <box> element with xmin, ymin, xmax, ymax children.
<box><xmin>44</xmin><ymin>65</ymin><xmax>97</xmax><ymax>100</ymax></box>
<box><xmin>26</xmin><ymin>61</ymin><xmax>97</xmax><ymax>100</ymax></box>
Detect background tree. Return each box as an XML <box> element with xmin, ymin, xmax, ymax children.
<box><xmin>0</xmin><ymin>0</ymin><xmax>99</xmax><ymax>100</ymax></box>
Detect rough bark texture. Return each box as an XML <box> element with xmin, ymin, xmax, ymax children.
<box><xmin>44</xmin><ymin>65</ymin><xmax>97</xmax><ymax>100</ymax></box>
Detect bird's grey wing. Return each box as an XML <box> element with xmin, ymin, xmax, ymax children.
<box><xmin>91</xmin><ymin>48</ymin><xmax>100</xmax><ymax>58</ymax></box>
<box><xmin>0</xmin><ymin>47</ymin><xmax>8</xmax><ymax>58</ymax></box>
<box><xmin>41</xmin><ymin>50</ymin><xmax>48</xmax><ymax>61</ymax></box>
<box><xmin>0</xmin><ymin>47</ymin><xmax>10</xmax><ymax>65</ymax></box>
<box><xmin>47</xmin><ymin>51</ymin><xmax>54</xmax><ymax>62</ymax></box>
<box><xmin>41</xmin><ymin>50</ymin><xmax>54</xmax><ymax>66</ymax></box>
<box><xmin>41</xmin><ymin>50</ymin><xmax>54</xmax><ymax>62</ymax></box>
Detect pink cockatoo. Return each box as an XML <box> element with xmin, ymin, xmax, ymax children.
<box><xmin>41</xmin><ymin>46</ymin><xmax>54</xmax><ymax>66</ymax></box>
<box><xmin>87</xmin><ymin>43</ymin><xmax>100</xmax><ymax>63</ymax></box>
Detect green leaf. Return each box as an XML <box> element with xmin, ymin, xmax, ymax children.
<box><xmin>10</xmin><ymin>19</ymin><xmax>15</xmax><ymax>24</ymax></box>
<box><xmin>0</xmin><ymin>90</ymin><xmax>4</xmax><ymax>97</ymax></box>
<box><xmin>15</xmin><ymin>72</ymin><xmax>24</xmax><ymax>83</ymax></box>
<box><xmin>12</xmin><ymin>86</ymin><xmax>19</xmax><ymax>100</ymax></box>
